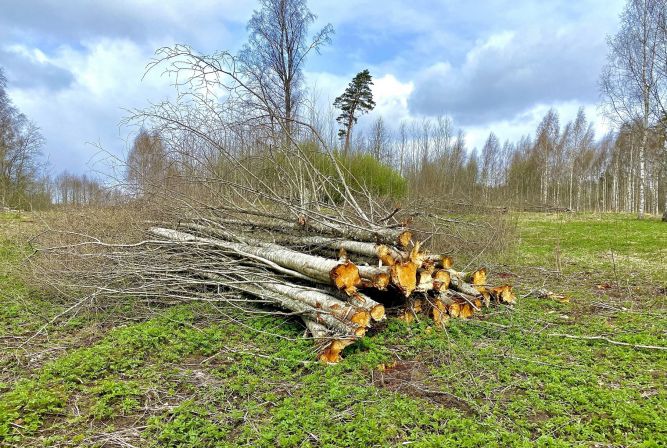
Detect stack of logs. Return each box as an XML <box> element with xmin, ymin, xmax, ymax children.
<box><xmin>148</xmin><ymin>220</ymin><xmax>516</xmax><ymax>363</ymax></box>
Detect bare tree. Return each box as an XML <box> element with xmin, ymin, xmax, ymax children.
<box><xmin>601</xmin><ymin>0</ymin><xmax>662</xmax><ymax>218</ymax></box>
<box><xmin>126</xmin><ymin>129</ymin><xmax>170</xmax><ymax>196</ymax></box>
<box><xmin>534</xmin><ymin>109</ymin><xmax>560</xmax><ymax>205</ymax></box>
<box><xmin>368</xmin><ymin>116</ymin><xmax>390</xmax><ymax>162</ymax></box>
<box><xmin>239</xmin><ymin>0</ymin><xmax>333</xmax><ymax>137</ymax></box>
<box><xmin>0</xmin><ymin>67</ymin><xmax>46</xmax><ymax>209</ymax></box>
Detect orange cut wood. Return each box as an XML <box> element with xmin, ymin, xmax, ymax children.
<box><xmin>319</xmin><ymin>339</ymin><xmax>354</xmax><ymax>363</ymax></box>
<box><xmin>390</xmin><ymin>261</ymin><xmax>418</xmax><ymax>297</ymax></box>
<box><xmin>491</xmin><ymin>285</ymin><xmax>516</xmax><ymax>304</ymax></box>
<box><xmin>431</xmin><ymin>299</ymin><xmax>449</xmax><ymax>327</ymax></box>
<box><xmin>377</xmin><ymin>245</ymin><xmax>397</xmax><ymax>266</ymax></box>
<box><xmin>432</xmin><ymin>269</ymin><xmax>451</xmax><ymax>291</ymax></box>
<box><xmin>350</xmin><ymin>309</ymin><xmax>371</xmax><ymax>328</ymax></box>
<box><xmin>460</xmin><ymin>303</ymin><xmax>474</xmax><ymax>319</ymax></box>
<box><xmin>397</xmin><ymin>230</ymin><xmax>413</xmax><ymax>248</ymax></box>
<box><xmin>448</xmin><ymin>302</ymin><xmax>461</xmax><ymax>318</ymax></box>
<box><xmin>441</xmin><ymin>256</ymin><xmax>454</xmax><ymax>269</ymax></box>
<box><xmin>466</xmin><ymin>268</ymin><xmax>487</xmax><ymax>286</ymax></box>
<box><xmin>373</xmin><ymin>272</ymin><xmax>391</xmax><ymax>290</ymax></box>
<box><xmin>329</xmin><ymin>261</ymin><xmax>361</xmax><ymax>293</ymax></box>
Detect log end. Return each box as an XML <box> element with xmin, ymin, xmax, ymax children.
<box><xmin>432</xmin><ymin>299</ymin><xmax>449</xmax><ymax>327</ymax></box>
<box><xmin>397</xmin><ymin>230</ymin><xmax>413</xmax><ymax>249</ymax></box>
<box><xmin>372</xmin><ymin>272</ymin><xmax>391</xmax><ymax>290</ymax></box>
<box><xmin>441</xmin><ymin>256</ymin><xmax>454</xmax><ymax>269</ymax></box>
<box><xmin>377</xmin><ymin>245</ymin><xmax>397</xmax><ymax>266</ymax></box>
<box><xmin>448</xmin><ymin>302</ymin><xmax>461</xmax><ymax>318</ymax></box>
<box><xmin>491</xmin><ymin>285</ymin><xmax>516</xmax><ymax>304</ymax></box>
<box><xmin>370</xmin><ymin>304</ymin><xmax>386</xmax><ymax>321</ymax></box>
<box><xmin>467</xmin><ymin>268</ymin><xmax>487</xmax><ymax>286</ymax></box>
<box><xmin>460</xmin><ymin>303</ymin><xmax>474</xmax><ymax>319</ymax></box>
<box><xmin>351</xmin><ymin>309</ymin><xmax>372</xmax><ymax>328</ymax></box>
<box><xmin>319</xmin><ymin>339</ymin><xmax>354</xmax><ymax>363</ymax></box>
<box><xmin>390</xmin><ymin>261</ymin><xmax>418</xmax><ymax>297</ymax></box>
<box><xmin>330</xmin><ymin>261</ymin><xmax>361</xmax><ymax>294</ymax></box>
<box><xmin>432</xmin><ymin>269</ymin><xmax>451</xmax><ymax>292</ymax></box>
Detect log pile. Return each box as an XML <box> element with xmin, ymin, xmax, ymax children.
<box><xmin>141</xmin><ymin>216</ymin><xmax>517</xmax><ymax>363</ymax></box>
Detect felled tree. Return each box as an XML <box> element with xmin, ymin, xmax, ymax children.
<box><xmin>334</xmin><ymin>69</ymin><xmax>376</xmax><ymax>157</ymax></box>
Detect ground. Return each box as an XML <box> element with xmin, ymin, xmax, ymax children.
<box><xmin>0</xmin><ymin>211</ymin><xmax>665</xmax><ymax>447</ymax></box>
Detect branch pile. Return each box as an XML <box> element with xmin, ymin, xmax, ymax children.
<box><xmin>127</xmin><ymin>213</ymin><xmax>517</xmax><ymax>363</ymax></box>
<box><xmin>30</xmin><ymin>200</ymin><xmax>518</xmax><ymax>364</ymax></box>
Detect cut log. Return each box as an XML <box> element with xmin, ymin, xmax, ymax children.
<box><xmin>448</xmin><ymin>302</ymin><xmax>461</xmax><ymax>318</ymax></box>
<box><xmin>432</xmin><ymin>269</ymin><xmax>451</xmax><ymax>292</ymax></box>
<box><xmin>459</xmin><ymin>303</ymin><xmax>474</xmax><ymax>319</ymax></box>
<box><xmin>199</xmin><ymin>271</ymin><xmax>366</xmax><ymax>336</ymax></box>
<box><xmin>329</xmin><ymin>260</ymin><xmax>362</xmax><ymax>294</ymax></box>
<box><xmin>262</xmin><ymin>282</ymin><xmax>371</xmax><ymax>328</ymax></box>
<box><xmin>377</xmin><ymin>245</ymin><xmax>400</xmax><ymax>266</ymax></box>
<box><xmin>357</xmin><ymin>265</ymin><xmax>391</xmax><ymax>290</ymax></box>
<box><xmin>424</xmin><ymin>254</ymin><xmax>454</xmax><ymax>269</ymax></box>
<box><xmin>431</xmin><ymin>298</ymin><xmax>449</xmax><ymax>327</ymax></box>
<box><xmin>346</xmin><ymin>291</ymin><xmax>386</xmax><ymax>321</ymax></box>
<box><xmin>391</xmin><ymin>261</ymin><xmax>418</xmax><ymax>297</ymax></box>
<box><xmin>304</xmin><ymin>319</ymin><xmax>355</xmax><ymax>363</ymax></box>
<box><xmin>397</xmin><ymin>230</ymin><xmax>413</xmax><ymax>248</ymax></box>
<box><xmin>446</xmin><ymin>269</ymin><xmax>483</xmax><ymax>297</ymax></box>
<box><xmin>298</xmin><ymin>216</ymin><xmax>405</xmax><ymax>244</ymax></box>
<box><xmin>298</xmin><ymin>236</ymin><xmax>403</xmax><ymax>263</ymax></box>
<box><xmin>465</xmin><ymin>268</ymin><xmax>487</xmax><ymax>287</ymax></box>
<box><xmin>416</xmin><ymin>268</ymin><xmax>434</xmax><ymax>293</ymax></box>
<box><xmin>490</xmin><ymin>285</ymin><xmax>516</xmax><ymax>304</ymax></box>
<box><xmin>329</xmin><ymin>289</ymin><xmax>386</xmax><ymax>321</ymax></box>
<box><xmin>150</xmin><ymin>227</ymin><xmax>360</xmax><ymax>292</ymax></box>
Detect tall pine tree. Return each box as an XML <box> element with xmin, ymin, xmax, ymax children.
<box><xmin>334</xmin><ymin>70</ymin><xmax>376</xmax><ymax>157</ymax></box>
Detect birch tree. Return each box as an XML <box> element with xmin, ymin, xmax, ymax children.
<box><xmin>240</xmin><ymin>0</ymin><xmax>333</xmax><ymax>137</ymax></box>
<box><xmin>601</xmin><ymin>0</ymin><xmax>662</xmax><ymax>218</ymax></box>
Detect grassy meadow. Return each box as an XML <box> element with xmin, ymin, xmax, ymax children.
<box><xmin>0</xmin><ymin>211</ymin><xmax>665</xmax><ymax>447</ymax></box>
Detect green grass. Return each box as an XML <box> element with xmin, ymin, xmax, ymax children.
<box><xmin>0</xmin><ymin>212</ymin><xmax>665</xmax><ymax>447</ymax></box>
<box><xmin>511</xmin><ymin>212</ymin><xmax>667</xmax><ymax>282</ymax></box>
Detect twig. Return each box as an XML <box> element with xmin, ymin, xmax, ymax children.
<box><xmin>547</xmin><ymin>332</ymin><xmax>667</xmax><ymax>351</ymax></box>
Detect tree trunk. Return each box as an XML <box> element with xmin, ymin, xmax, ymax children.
<box><xmin>344</xmin><ymin>115</ymin><xmax>354</xmax><ymax>157</ymax></box>
<box><xmin>638</xmin><ymin>126</ymin><xmax>647</xmax><ymax>219</ymax></box>
<box><xmin>149</xmin><ymin>227</ymin><xmax>348</xmax><ymax>286</ymax></box>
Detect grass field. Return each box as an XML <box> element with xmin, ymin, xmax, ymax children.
<box><xmin>0</xmin><ymin>211</ymin><xmax>665</xmax><ymax>447</ymax></box>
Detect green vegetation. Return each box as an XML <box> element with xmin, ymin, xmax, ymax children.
<box><xmin>261</xmin><ymin>144</ymin><xmax>407</xmax><ymax>200</ymax></box>
<box><xmin>0</xmin><ymin>212</ymin><xmax>665</xmax><ymax>447</ymax></box>
<box><xmin>312</xmin><ymin>149</ymin><xmax>408</xmax><ymax>199</ymax></box>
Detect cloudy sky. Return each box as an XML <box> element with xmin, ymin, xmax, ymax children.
<box><xmin>1</xmin><ymin>0</ymin><xmax>625</xmax><ymax>175</ymax></box>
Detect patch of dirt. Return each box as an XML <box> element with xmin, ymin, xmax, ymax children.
<box><xmin>371</xmin><ymin>360</ymin><xmax>474</xmax><ymax>414</ymax></box>
<box><xmin>527</xmin><ymin>410</ymin><xmax>551</xmax><ymax>423</ymax></box>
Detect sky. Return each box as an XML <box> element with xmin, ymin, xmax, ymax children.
<box><xmin>0</xmin><ymin>0</ymin><xmax>626</xmax><ymax>175</ymax></box>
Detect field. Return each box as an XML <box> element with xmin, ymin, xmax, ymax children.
<box><xmin>0</xmin><ymin>211</ymin><xmax>665</xmax><ymax>447</ymax></box>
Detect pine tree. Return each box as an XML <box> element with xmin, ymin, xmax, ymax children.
<box><xmin>334</xmin><ymin>70</ymin><xmax>376</xmax><ymax>157</ymax></box>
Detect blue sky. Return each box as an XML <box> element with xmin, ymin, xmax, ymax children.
<box><xmin>0</xmin><ymin>0</ymin><xmax>625</xmax><ymax>175</ymax></box>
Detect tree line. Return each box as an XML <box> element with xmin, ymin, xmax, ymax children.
<box><xmin>1</xmin><ymin>0</ymin><xmax>666</xmax><ymax>219</ymax></box>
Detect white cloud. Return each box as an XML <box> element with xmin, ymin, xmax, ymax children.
<box><xmin>8</xmin><ymin>38</ymin><xmax>176</xmax><ymax>174</ymax></box>
<box><xmin>369</xmin><ymin>74</ymin><xmax>414</xmax><ymax>124</ymax></box>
